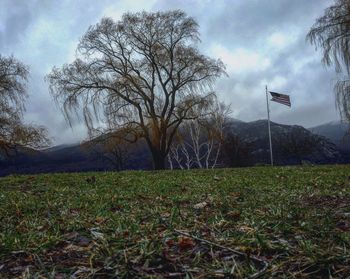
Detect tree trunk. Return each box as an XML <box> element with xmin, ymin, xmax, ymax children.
<box><xmin>151</xmin><ymin>149</ymin><xmax>166</xmax><ymax>170</ymax></box>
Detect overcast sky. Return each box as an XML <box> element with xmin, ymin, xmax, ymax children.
<box><xmin>0</xmin><ymin>0</ymin><xmax>338</xmax><ymax>145</ymax></box>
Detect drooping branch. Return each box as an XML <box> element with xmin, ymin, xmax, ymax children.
<box><xmin>307</xmin><ymin>0</ymin><xmax>350</xmax><ymax>123</ymax></box>
<box><xmin>0</xmin><ymin>55</ymin><xmax>50</xmax><ymax>154</ymax></box>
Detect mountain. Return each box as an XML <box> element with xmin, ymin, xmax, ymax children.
<box><xmin>0</xmin><ymin>119</ymin><xmax>345</xmax><ymax>176</ymax></box>
<box><xmin>42</xmin><ymin>143</ymin><xmax>79</xmax><ymax>153</ymax></box>
<box><xmin>226</xmin><ymin>120</ymin><xmax>341</xmax><ymax>165</ymax></box>
<box><xmin>309</xmin><ymin>121</ymin><xmax>350</xmax><ymax>161</ymax></box>
<box><xmin>309</xmin><ymin>121</ymin><xmax>350</xmax><ymax>148</ymax></box>
<box><xmin>0</xmin><ymin>137</ymin><xmax>152</xmax><ymax>176</ymax></box>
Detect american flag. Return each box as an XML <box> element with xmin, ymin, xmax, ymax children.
<box><xmin>269</xmin><ymin>91</ymin><xmax>291</xmax><ymax>107</ymax></box>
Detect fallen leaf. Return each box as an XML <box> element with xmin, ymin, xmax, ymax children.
<box><xmin>226</xmin><ymin>211</ymin><xmax>241</xmax><ymax>220</ymax></box>
<box><xmin>161</xmin><ymin>212</ymin><xmax>171</xmax><ymax>218</ymax></box>
<box><xmin>63</xmin><ymin>231</ymin><xmax>79</xmax><ymax>240</ymax></box>
<box><xmin>95</xmin><ymin>216</ymin><xmax>106</xmax><ymax>225</ymax></box>
<box><xmin>165</xmin><ymin>239</ymin><xmax>176</xmax><ymax>247</ymax></box>
<box><xmin>75</xmin><ymin>235</ymin><xmax>91</xmax><ymax>247</ymax></box>
<box><xmin>237</xmin><ymin>225</ymin><xmax>255</xmax><ymax>233</ymax></box>
<box><xmin>193</xmin><ymin>201</ymin><xmax>208</xmax><ymax>210</ymax></box>
<box><xmin>337</xmin><ymin>220</ymin><xmax>350</xmax><ymax>231</ymax></box>
<box><xmin>64</xmin><ymin>243</ymin><xmax>87</xmax><ymax>252</ymax></box>
<box><xmin>90</xmin><ymin>228</ymin><xmax>105</xmax><ymax>240</ymax></box>
<box><xmin>178</xmin><ymin>237</ymin><xmax>195</xmax><ymax>250</ymax></box>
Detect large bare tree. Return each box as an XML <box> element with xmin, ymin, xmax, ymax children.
<box><xmin>0</xmin><ymin>55</ymin><xmax>49</xmax><ymax>156</ymax></box>
<box><xmin>48</xmin><ymin>10</ymin><xmax>225</xmax><ymax>169</ymax></box>
<box><xmin>307</xmin><ymin>0</ymin><xmax>350</xmax><ymax>122</ymax></box>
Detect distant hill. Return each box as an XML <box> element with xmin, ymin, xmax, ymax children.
<box><xmin>309</xmin><ymin>121</ymin><xmax>350</xmax><ymax>148</ymax></box>
<box><xmin>0</xmin><ymin>139</ymin><xmax>151</xmax><ymax>176</ymax></box>
<box><xmin>0</xmin><ymin>119</ymin><xmax>346</xmax><ymax>176</ymax></box>
<box><xmin>42</xmin><ymin>143</ymin><xmax>79</xmax><ymax>153</ymax></box>
<box><xmin>226</xmin><ymin>120</ymin><xmax>341</xmax><ymax>165</ymax></box>
<box><xmin>309</xmin><ymin>121</ymin><xmax>350</xmax><ymax>161</ymax></box>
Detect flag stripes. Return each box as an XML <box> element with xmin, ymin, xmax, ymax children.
<box><xmin>269</xmin><ymin>91</ymin><xmax>291</xmax><ymax>107</ymax></box>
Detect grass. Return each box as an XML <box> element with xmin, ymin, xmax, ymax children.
<box><xmin>0</xmin><ymin>165</ymin><xmax>350</xmax><ymax>278</ymax></box>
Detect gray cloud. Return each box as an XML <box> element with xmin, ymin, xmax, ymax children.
<box><xmin>153</xmin><ymin>0</ymin><xmax>338</xmax><ymax>127</ymax></box>
<box><xmin>0</xmin><ymin>0</ymin><xmax>340</xmax><ymax>144</ymax></box>
<box><xmin>0</xmin><ymin>1</ymin><xmax>33</xmax><ymax>49</ymax></box>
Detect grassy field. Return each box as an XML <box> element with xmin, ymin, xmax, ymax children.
<box><xmin>0</xmin><ymin>166</ymin><xmax>350</xmax><ymax>278</ymax></box>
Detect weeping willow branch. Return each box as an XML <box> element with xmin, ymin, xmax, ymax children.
<box><xmin>307</xmin><ymin>0</ymin><xmax>350</xmax><ymax>122</ymax></box>
<box><xmin>0</xmin><ymin>55</ymin><xmax>50</xmax><ymax>155</ymax></box>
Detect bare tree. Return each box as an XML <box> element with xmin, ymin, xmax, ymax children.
<box><xmin>101</xmin><ymin>138</ymin><xmax>129</xmax><ymax>171</ymax></box>
<box><xmin>81</xmin><ymin>129</ymin><xmax>133</xmax><ymax>171</ymax></box>
<box><xmin>48</xmin><ymin>10</ymin><xmax>225</xmax><ymax>170</ymax></box>
<box><xmin>168</xmin><ymin>97</ymin><xmax>231</xmax><ymax>169</ymax></box>
<box><xmin>221</xmin><ymin>132</ymin><xmax>253</xmax><ymax>167</ymax></box>
<box><xmin>307</xmin><ymin>0</ymin><xmax>350</xmax><ymax>122</ymax></box>
<box><xmin>168</xmin><ymin>134</ymin><xmax>194</xmax><ymax>170</ymax></box>
<box><xmin>0</xmin><ymin>55</ymin><xmax>49</xmax><ymax>156</ymax></box>
<box><xmin>278</xmin><ymin>127</ymin><xmax>321</xmax><ymax>164</ymax></box>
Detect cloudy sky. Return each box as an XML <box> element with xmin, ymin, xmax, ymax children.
<box><xmin>0</xmin><ymin>0</ymin><xmax>338</xmax><ymax>144</ymax></box>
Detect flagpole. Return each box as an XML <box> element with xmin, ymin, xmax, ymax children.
<box><xmin>266</xmin><ymin>85</ymin><xmax>274</xmax><ymax>166</ymax></box>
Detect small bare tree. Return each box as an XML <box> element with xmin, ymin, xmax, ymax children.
<box><xmin>0</xmin><ymin>55</ymin><xmax>49</xmax><ymax>156</ymax></box>
<box><xmin>221</xmin><ymin>132</ymin><xmax>253</xmax><ymax>167</ymax></box>
<box><xmin>81</xmin><ymin>128</ymin><xmax>134</xmax><ymax>171</ymax></box>
<box><xmin>48</xmin><ymin>10</ymin><xmax>225</xmax><ymax>170</ymax></box>
<box><xmin>168</xmin><ymin>97</ymin><xmax>231</xmax><ymax>169</ymax></box>
<box><xmin>278</xmin><ymin>127</ymin><xmax>321</xmax><ymax>164</ymax></box>
<box><xmin>101</xmin><ymin>138</ymin><xmax>129</xmax><ymax>171</ymax></box>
